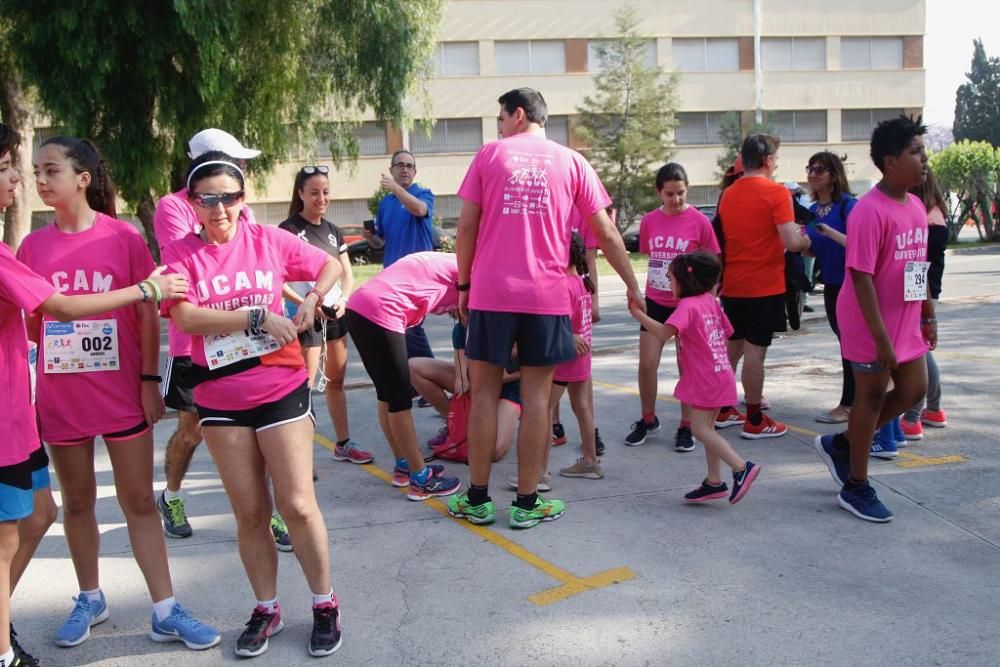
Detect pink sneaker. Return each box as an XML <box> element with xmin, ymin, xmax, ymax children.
<box><xmin>900</xmin><ymin>419</ymin><xmax>924</xmax><ymax>440</ymax></box>
<box><xmin>920</xmin><ymin>409</ymin><xmax>947</xmax><ymax>428</ymax></box>
<box><xmin>426</xmin><ymin>427</ymin><xmax>449</xmax><ymax>449</ymax></box>
<box><xmin>332</xmin><ymin>440</ymin><xmax>374</xmax><ymax>464</ymax></box>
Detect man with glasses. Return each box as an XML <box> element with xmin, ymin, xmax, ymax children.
<box><xmin>363</xmin><ymin>149</ymin><xmax>437</xmax><ymax>360</ymax></box>
<box><xmin>153</xmin><ymin>129</ymin><xmax>260</xmax><ymax>540</ymax></box>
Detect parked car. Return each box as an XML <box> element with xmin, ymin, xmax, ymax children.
<box><xmin>338</xmin><ymin>224</ymin><xmax>364</xmax><ymax>245</ymax></box>
<box><xmin>347</xmin><ymin>225</ymin><xmax>454</xmax><ymax>265</ymax></box>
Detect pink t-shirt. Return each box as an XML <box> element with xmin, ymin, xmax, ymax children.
<box><xmin>154</xmin><ymin>189</ymin><xmax>257</xmax><ymax>357</ymax></box>
<box><xmin>569</xmin><ymin>208</ymin><xmax>599</xmax><ymax>250</ymax></box>
<box><xmin>640</xmin><ymin>206</ymin><xmax>720</xmax><ymax>308</ymax></box>
<box><xmin>457</xmin><ymin>133</ymin><xmax>611</xmax><ymax>315</ymax></box>
<box><xmin>346</xmin><ymin>252</ymin><xmax>458</xmax><ymax>333</ymax></box>
<box><xmin>667</xmin><ymin>293</ymin><xmax>737</xmax><ymax>409</ymax></box>
<box><xmin>161</xmin><ymin>222</ymin><xmax>327</xmax><ymax>410</ymax></box>
<box><xmin>553</xmin><ymin>274</ymin><xmax>593</xmax><ymax>383</ymax></box>
<box><xmin>17</xmin><ymin>214</ymin><xmax>154</xmax><ymax>443</ymax></box>
<box><xmin>837</xmin><ymin>188</ymin><xmax>930</xmax><ymax>364</ymax></box>
<box><xmin>0</xmin><ymin>243</ymin><xmax>54</xmax><ymax>465</ymax></box>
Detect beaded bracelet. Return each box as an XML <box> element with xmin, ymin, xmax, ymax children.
<box><xmin>141</xmin><ymin>279</ymin><xmax>162</xmax><ymax>303</ymax></box>
<box><xmin>136</xmin><ymin>282</ymin><xmax>151</xmax><ymax>302</ymax></box>
<box><xmin>247</xmin><ymin>306</ymin><xmax>264</xmax><ymax>331</ymax></box>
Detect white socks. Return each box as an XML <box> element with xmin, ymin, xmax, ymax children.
<box><xmin>164</xmin><ymin>488</ymin><xmax>182</xmax><ymax>501</ymax></box>
<box><xmin>152</xmin><ymin>596</ymin><xmax>177</xmax><ymax>621</ymax></box>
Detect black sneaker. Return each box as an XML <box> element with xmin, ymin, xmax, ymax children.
<box><xmin>9</xmin><ymin>623</ymin><xmax>38</xmax><ymax>666</ymax></box>
<box><xmin>624</xmin><ymin>416</ymin><xmax>659</xmax><ymax>446</ymax></box>
<box><xmin>674</xmin><ymin>426</ymin><xmax>695</xmax><ymax>452</ymax></box>
<box><xmin>235</xmin><ymin>605</ymin><xmax>283</xmax><ymax>657</ymax></box>
<box><xmin>552</xmin><ymin>422</ymin><xmax>567</xmax><ymax>446</ymax></box>
<box><xmin>309</xmin><ymin>603</ymin><xmax>343</xmax><ymax>657</ymax></box>
<box><xmin>684</xmin><ymin>479</ymin><xmax>729</xmax><ymax>503</ymax></box>
<box><xmin>595</xmin><ymin>429</ymin><xmax>605</xmax><ymax>457</ymax></box>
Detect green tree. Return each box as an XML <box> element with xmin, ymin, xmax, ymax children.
<box><xmin>954</xmin><ymin>39</ymin><xmax>1000</xmax><ymax>147</ymax></box>
<box><xmin>715</xmin><ymin>112</ymin><xmax>775</xmax><ymax>180</ymax></box>
<box><xmin>0</xmin><ymin>17</ymin><xmax>35</xmax><ymax>249</ymax></box>
<box><xmin>1</xmin><ymin>0</ymin><xmax>443</xmax><ymax>259</ymax></box>
<box><xmin>929</xmin><ymin>140</ymin><xmax>1000</xmax><ymax>241</ymax></box>
<box><xmin>575</xmin><ymin>3</ymin><xmax>678</xmax><ymax>232</ymax></box>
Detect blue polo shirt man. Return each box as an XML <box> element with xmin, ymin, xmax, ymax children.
<box><xmin>364</xmin><ymin>149</ymin><xmax>437</xmax><ymax>358</ymax></box>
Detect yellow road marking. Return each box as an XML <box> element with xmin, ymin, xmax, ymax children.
<box><xmin>592</xmin><ymin>379</ymin><xmax>965</xmax><ymax>468</ymax></box>
<box><xmin>313</xmin><ymin>433</ymin><xmax>636</xmax><ymax>606</ymax></box>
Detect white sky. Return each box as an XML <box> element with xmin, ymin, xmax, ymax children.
<box><xmin>924</xmin><ymin>0</ymin><xmax>1000</xmax><ymax>127</ymax></box>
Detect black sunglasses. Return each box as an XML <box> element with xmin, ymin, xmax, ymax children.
<box><xmin>806</xmin><ymin>165</ymin><xmax>828</xmax><ymax>175</ymax></box>
<box><xmin>301</xmin><ymin>165</ymin><xmax>329</xmax><ymax>175</ymax></box>
<box><xmin>191</xmin><ymin>191</ymin><xmax>245</xmax><ymax>208</ymax></box>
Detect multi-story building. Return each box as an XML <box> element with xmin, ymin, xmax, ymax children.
<box><xmin>27</xmin><ymin>0</ymin><xmax>926</xmax><ymax>231</ymax></box>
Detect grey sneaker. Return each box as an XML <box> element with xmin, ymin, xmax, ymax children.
<box><xmin>559</xmin><ymin>457</ymin><xmax>604</xmax><ymax>479</ymax></box>
<box><xmin>158</xmin><ymin>491</ymin><xmax>192</xmax><ymax>539</ymax></box>
<box><xmin>505</xmin><ymin>472</ymin><xmax>552</xmax><ymax>492</ymax></box>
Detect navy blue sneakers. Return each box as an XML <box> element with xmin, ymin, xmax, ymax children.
<box><xmin>838</xmin><ymin>480</ymin><xmax>893</xmax><ymax>522</ymax></box>
<box><xmin>815</xmin><ymin>434</ymin><xmax>850</xmax><ymax>486</ymax></box>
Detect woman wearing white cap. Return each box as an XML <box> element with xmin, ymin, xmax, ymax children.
<box><xmin>153</xmin><ymin>129</ymin><xmax>261</xmax><ymax>542</ymax></box>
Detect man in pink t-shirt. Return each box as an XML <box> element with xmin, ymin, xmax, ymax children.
<box><xmin>153</xmin><ymin>128</ymin><xmax>260</xmax><ymax>539</ymax></box>
<box><xmin>449</xmin><ymin>87</ymin><xmax>643</xmax><ymax>529</ymax></box>
<box><xmin>815</xmin><ymin>115</ymin><xmax>936</xmax><ymax>524</ymax></box>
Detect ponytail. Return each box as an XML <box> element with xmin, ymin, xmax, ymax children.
<box><xmin>42</xmin><ymin>137</ymin><xmax>118</xmax><ymax>217</ymax></box>
<box><xmin>568</xmin><ymin>231</ymin><xmax>595</xmax><ymax>294</ymax></box>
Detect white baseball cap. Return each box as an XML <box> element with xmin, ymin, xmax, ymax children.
<box><xmin>188</xmin><ymin>128</ymin><xmax>261</xmax><ymax>160</ymax></box>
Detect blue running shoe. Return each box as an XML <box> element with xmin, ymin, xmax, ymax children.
<box><xmin>891</xmin><ymin>417</ymin><xmax>907</xmax><ymax>447</ymax></box>
<box><xmin>814</xmin><ymin>434</ymin><xmax>849</xmax><ymax>486</ymax></box>
<box><xmin>407</xmin><ymin>473</ymin><xmax>461</xmax><ymax>501</ymax></box>
<box><xmin>55</xmin><ymin>593</ymin><xmax>109</xmax><ymax>647</ymax></box>
<box><xmin>838</xmin><ymin>480</ymin><xmax>893</xmax><ymax>522</ymax></box>
<box><xmin>150</xmin><ymin>603</ymin><xmax>221</xmax><ymax>650</ymax></box>
<box><xmin>870</xmin><ymin>424</ymin><xmax>898</xmax><ymax>459</ymax></box>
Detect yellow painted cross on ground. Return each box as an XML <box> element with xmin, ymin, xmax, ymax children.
<box><xmin>314</xmin><ymin>434</ymin><xmax>636</xmax><ymax>606</ymax></box>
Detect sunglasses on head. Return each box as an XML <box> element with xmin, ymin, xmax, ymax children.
<box><xmin>301</xmin><ymin>165</ymin><xmax>329</xmax><ymax>175</ymax></box>
<box><xmin>191</xmin><ymin>191</ymin><xmax>245</xmax><ymax>208</ymax></box>
<box><xmin>806</xmin><ymin>164</ymin><xmax>828</xmax><ymax>175</ymax></box>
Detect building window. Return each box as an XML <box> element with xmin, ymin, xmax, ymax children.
<box><xmin>588</xmin><ymin>39</ymin><xmax>656</xmax><ymax>72</ymax></box>
<box><xmin>251</xmin><ymin>202</ymin><xmax>292</xmax><ymax>226</ymax></box>
<box><xmin>433</xmin><ymin>42</ymin><xmax>479</xmax><ymax>76</ymax></box>
<box><xmin>495</xmin><ymin>40</ymin><xmax>566</xmax><ymax>75</ymax></box>
<box><xmin>316</xmin><ymin>121</ymin><xmax>387</xmax><ymax>158</ymax></box>
<box><xmin>762</xmin><ymin>37</ymin><xmax>826</xmax><ymax>70</ymax></box>
<box><xmin>841</xmin><ymin>37</ymin><xmax>904</xmax><ymax>70</ymax></box>
<box><xmin>546</xmin><ymin>115</ymin><xmax>570</xmax><ymax>146</ymax></box>
<box><xmin>410</xmin><ymin>118</ymin><xmax>483</xmax><ymax>154</ymax></box>
<box><xmin>434</xmin><ymin>195</ymin><xmax>463</xmax><ymax>227</ymax></box>
<box><xmin>769</xmin><ymin>110</ymin><xmax>827</xmax><ymax>143</ymax></box>
<box><xmin>672</xmin><ymin>38</ymin><xmax>739</xmax><ymax>72</ymax></box>
<box><xmin>675</xmin><ymin>112</ymin><xmax>728</xmax><ymax>145</ymax></box>
<box><xmin>841</xmin><ymin>108</ymin><xmax>904</xmax><ymax>142</ymax></box>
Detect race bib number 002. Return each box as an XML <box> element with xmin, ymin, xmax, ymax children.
<box><xmin>904</xmin><ymin>261</ymin><xmax>930</xmax><ymax>302</ymax></box>
<box><xmin>43</xmin><ymin>319</ymin><xmax>119</xmax><ymax>374</ymax></box>
<box><xmin>203</xmin><ymin>326</ymin><xmax>280</xmax><ymax>369</ymax></box>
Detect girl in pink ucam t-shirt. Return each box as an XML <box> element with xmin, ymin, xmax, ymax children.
<box><xmin>629</xmin><ymin>251</ymin><xmax>761</xmax><ymax>506</ymax></box>
<box><xmin>628</xmin><ymin>162</ymin><xmax>721</xmax><ymax>452</ymax></box>
<box><xmin>20</xmin><ymin>136</ymin><xmax>218</xmax><ymax>648</ymax></box>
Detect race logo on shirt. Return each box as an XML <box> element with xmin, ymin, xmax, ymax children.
<box><xmin>197</xmin><ymin>270</ymin><xmax>276</xmax><ymax>310</ymax></box>
<box><xmin>51</xmin><ymin>270</ymin><xmax>113</xmax><ymax>293</ymax></box>
<box><xmin>894</xmin><ymin>227</ymin><xmax>927</xmax><ymax>261</ymax></box>
<box><xmin>501</xmin><ymin>152</ymin><xmax>552</xmax><ymax>217</ymax></box>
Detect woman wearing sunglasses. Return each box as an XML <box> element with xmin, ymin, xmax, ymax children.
<box><xmin>161</xmin><ymin>151</ymin><xmax>344</xmax><ymax>658</ymax></box>
<box><xmin>805</xmin><ymin>152</ymin><xmax>858</xmax><ymax>425</ymax></box>
<box><xmin>279</xmin><ymin>165</ymin><xmax>373</xmax><ymax>466</ymax></box>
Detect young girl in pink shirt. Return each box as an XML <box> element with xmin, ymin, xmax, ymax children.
<box><xmin>554</xmin><ymin>233</ymin><xmax>602</xmax><ymax>480</ymax></box>
<box><xmin>629</xmin><ymin>251</ymin><xmax>761</xmax><ymax>505</ymax></box>
<box><xmin>626</xmin><ymin>163</ymin><xmax>720</xmax><ymax>452</ymax></box>
<box><xmin>18</xmin><ymin>136</ymin><xmax>218</xmax><ymax>650</ymax></box>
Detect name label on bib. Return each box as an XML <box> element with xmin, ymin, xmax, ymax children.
<box><xmin>43</xmin><ymin>319</ymin><xmax>119</xmax><ymax>374</ymax></box>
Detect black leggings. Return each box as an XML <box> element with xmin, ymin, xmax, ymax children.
<box><xmin>346</xmin><ymin>310</ymin><xmax>412</xmax><ymax>412</ymax></box>
<box><xmin>823</xmin><ymin>283</ymin><xmax>854</xmax><ymax>408</ymax></box>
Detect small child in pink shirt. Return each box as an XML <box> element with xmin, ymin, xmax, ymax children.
<box><xmin>552</xmin><ymin>234</ymin><xmax>602</xmax><ymax>480</ymax></box>
<box><xmin>629</xmin><ymin>251</ymin><xmax>761</xmax><ymax>505</ymax></box>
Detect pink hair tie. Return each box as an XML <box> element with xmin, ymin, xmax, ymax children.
<box><xmin>687</xmin><ymin>266</ymin><xmax>694</xmax><ymax>273</ymax></box>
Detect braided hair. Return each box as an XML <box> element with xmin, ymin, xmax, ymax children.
<box><xmin>569</xmin><ymin>231</ymin><xmax>595</xmax><ymax>294</ymax></box>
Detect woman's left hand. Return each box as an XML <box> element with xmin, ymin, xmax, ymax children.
<box><xmin>141</xmin><ymin>382</ymin><xmax>165</xmax><ymax>425</ymax></box>
<box><xmin>293</xmin><ymin>295</ymin><xmax>318</xmax><ymax>332</ymax></box>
